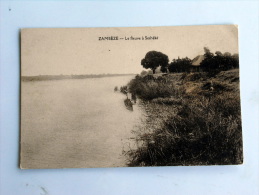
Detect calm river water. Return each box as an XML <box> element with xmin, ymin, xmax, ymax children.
<box><xmin>21</xmin><ymin>76</ymin><xmax>142</xmax><ymax>169</ymax></box>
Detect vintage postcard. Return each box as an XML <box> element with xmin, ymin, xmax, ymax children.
<box><xmin>20</xmin><ymin>25</ymin><xmax>243</xmax><ymax>169</ymax></box>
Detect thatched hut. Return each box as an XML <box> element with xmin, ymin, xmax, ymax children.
<box><xmin>191</xmin><ymin>55</ymin><xmax>205</xmax><ymax>72</ymax></box>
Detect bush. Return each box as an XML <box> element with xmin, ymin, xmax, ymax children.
<box><xmin>120</xmin><ymin>85</ymin><xmax>128</xmax><ymax>94</ymax></box>
<box><xmin>168</xmin><ymin>57</ymin><xmax>192</xmax><ymax>73</ymax></box>
<box><xmin>127</xmin><ymin>91</ymin><xmax>243</xmax><ymax>166</ymax></box>
<box><xmin>183</xmin><ymin>72</ymin><xmax>208</xmax><ymax>82</ymax></box>
<box><xmin>151</xmin><ymin>97</ymin><xmax>182</xmax><ymax>105</ymax></box>
<box><xmin>128</xmin><ymin>75</ymin><xmax>176</xmax><ymax>100</ymax></box>
<box><xmin>201</xmin><ymin>82</ymin><xmax>229</xmax><ymax>92</ymax></box>
<box><xmin>200</xmin><ymin>48</ymin><xmax>239</xmax><ymax>73</ymax></box>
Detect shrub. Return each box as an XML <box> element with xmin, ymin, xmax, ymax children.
<box><xmin>151</xmin><ymin>97</ymin><xmax>182</xmax><ymax>105</ymax></box>
<box><xmin>168</xmin><ymin>57</ymin><xmax>192</xmax><ymax>73</ymax></box>
<box><xmin>200</xmin><ymin>48</ymin><xmax>239</xmax><ymax>73</ymax></box>
<box><xmin>128</xmin><ymin>75</ymin><xmax>176</xmax><ymax>100</ymax></box>
<box><xmin>120</xmin><ymin>85</ymin><xmax>128</xmax><ymax>94</ymax></box>
<box><xmin>127</xmin><ymin>91</ymin><xmax>243</xmax><ymax>166</ymax></box>
<box><xmin>183</xmin><ymin>72</ymin><xmax>208</xmax><ymax>82</ymax></box>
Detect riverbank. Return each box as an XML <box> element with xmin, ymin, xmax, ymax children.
<box><xmin>125</xmin><ymin>69</ymin><xmax>243</xmax><ymax>166</ymax></box>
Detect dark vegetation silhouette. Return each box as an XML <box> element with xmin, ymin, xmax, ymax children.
<box><xmin>124</xmin><ymin>98</ymin><xmax>133</xmax><ymax>111</ymax></box>
<box><xmin>168</xmin><ymin>57</ymin><xmax>192</xmax><ymax>73</ymax></box>
<box><xmin>200</xmin><ymin>47</ymin><xmax>239</xmax><ymax>75</ymax></box>
<box><xmin>141</xmin><ymin>51</ymin><xmax>169</xmax><ymax>74</ymax></box>
<box><xmin>120</xmin><ymin>86</ymin><xmax>128</xmax><ymax>94</ymax></box>
<box><xmin>141</xmin><ymin>48</ymin><xmax>239</xmax><ymax>74</ymax></box>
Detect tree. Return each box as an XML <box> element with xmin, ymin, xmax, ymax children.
<box><xmin>200</xmin><ymin>47</ymin><xmax>216</xmax><ymax>72</ymax></box>
<box><xmin>232</xmin><ymin>53</ymin><xmax>239</xmax><ymax>68</ymax></box>
<box><xmin>204</xmin><ymin>47</ymin><xmax>214</xmax><ymax>58</ymax></box>
<box><xmin>168</xmin><ymin>57</ymin><xmax>192</xmax><ymax>73</ymax></box>
<box><xmin>214</xmin><ymin>51</ymin><xmax>225</xmax><ymax>70</ymax></box>
<box><xmin>224</xmin><ymin>52</ymin><xmax>231</xmax><ymax>57</ymax></box>
<box><xmin>141</xmin><ymin>51</ymin><xmax>169</xmax><ymax>74</ymax></box>
<box><xmin>215</xmin><ymin>51</ymin><xmax>223</xmax><ymax>56</ymax></box>
<box><xmin>200</xmin><ymin>47</ymin><xmax>239</xmax><ymax>73</ymax></box>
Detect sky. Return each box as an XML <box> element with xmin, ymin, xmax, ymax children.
<box><xmin>21</xmin><ymin>25</ymin><xmax>239</xmax><ymax>76</ymax></box>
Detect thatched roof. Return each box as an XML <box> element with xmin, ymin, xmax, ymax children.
<box><xmin>192</xmin><ymin>55</ymin><xmax>205</xmax><ymax>66</ymax></box>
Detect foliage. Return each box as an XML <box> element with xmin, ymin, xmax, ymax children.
<box><xmin>168</xmin><ymin>57</ymin><xmax>192</xmax><ymax>73</ymax></box>
<box><xmin>125</xmin><ymin>70</ymin><xmax>243</xmax><ymax>166</ymax></box>
<box><xmin>128</xmin><ymin>75</ymin><xmax>176</xmax><ymax>100</ymax></box>
<box><xmin>200</xmin><ymin>47</ymin><xmax>239</xmax><ymax>73</ymax></box>
<box><xmin>127</xmin><ymin>93</ymin><xmax>242</xmax><ymax>166</ymax></box>
<box><xmin>139</xmin><ymin>48</ymin><xmax>238</xmax><ymax>75</ymax></box>
<box><xmin>120</xmin><ymin>85</ymin><xmax>128</xmax><ymax>94</ymax></box>
<box><xmin>141</xmin><ymin>51</ymin><xmax>169</xmax><ymax>74</ymax></box>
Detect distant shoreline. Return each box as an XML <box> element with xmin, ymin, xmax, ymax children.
<box><xmin>21</xmin><ymin>74</ymin><xmax>136</xmax><ymax>81</ymax></box>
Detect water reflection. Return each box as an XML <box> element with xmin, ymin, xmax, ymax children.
<box><xmin>124</xmin><ymin>98</ymin><xmax>133</xmax><ymax>111</ymax></box>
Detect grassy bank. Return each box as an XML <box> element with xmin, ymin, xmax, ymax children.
<box><xmin>126</xmin><ymin>69</ymin><xmax>243</xmax><ymax>166</ymax></box>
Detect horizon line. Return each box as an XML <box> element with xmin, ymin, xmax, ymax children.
<box><xmin>21</xmin><ymin>73</ymin><xmax>138</xmax><ymax>77</ymax></box>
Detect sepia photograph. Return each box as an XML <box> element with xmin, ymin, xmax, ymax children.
<box><xmin>20</xmin><ymin>25</ymin><xmax>243</xmax><ymax>169</ymax></box>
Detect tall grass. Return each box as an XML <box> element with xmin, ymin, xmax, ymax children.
<box><xmin>128</xmin><ymin>75</ymin><xmax>179</xmax><ymax>100</ymax></box>
<box><xmin>126</xmin><ymin>72</ymin><xmax>243</xmax><ymax>166</ymax></box>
